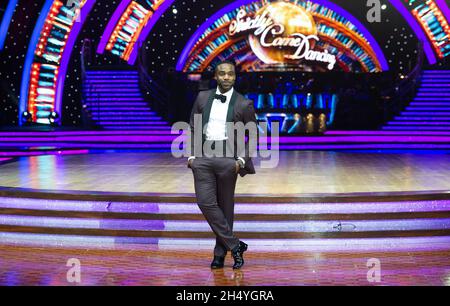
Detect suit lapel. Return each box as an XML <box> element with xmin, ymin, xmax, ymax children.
<box><xmin>226</xmin><ymin>90</ymin><xmax>238</xmax><ymax>123</ymax></box>
<box><xmin>225</xmin><ymin>91</ymin><xmax>238</xmax><ymax>155</ymax></box>
<box><xmin>202</xmin><ymin>90</ymin><xmax>216</xmax><ymax>135</ymax></box>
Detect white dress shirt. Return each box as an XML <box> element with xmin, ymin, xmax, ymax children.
<box><xmin>206</xmin><ymin>87</ymin><xmax>234</xmax><ymax>141</ymax></box>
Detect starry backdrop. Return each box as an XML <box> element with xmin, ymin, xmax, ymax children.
<box><xmin>0</xmin><ymin>0</ymin><xmax>449</xmax><ymax>126</ymax></box>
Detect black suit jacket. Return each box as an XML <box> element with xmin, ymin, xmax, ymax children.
<box><xmin>189</xmin><ymin>89</ymin><xmax>257</xmax><ymax>177</ymax></box>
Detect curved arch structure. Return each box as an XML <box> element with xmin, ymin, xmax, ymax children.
<box><xmin>96</xmin><ymin>0</ymin><xmax>174</xmax><ymax>65</ymax></box>
<box><xmin>19</xmin><ymin>0</ymin><xmax>96</xmax><ymax>125</ymax></box>
<box><xmin>409</xmin><ymin>0</ymin><xmax>450</xmax><ymax>59</ymax></box>
<box><xmin>176</xmin><ymin>0</ymin><xmax>389</xmax><ymax>73</ymax></box>
<box><xmin>96</xmin><ymin>0</ymin><xmax>132</xmax><ymax>56</ymax></box>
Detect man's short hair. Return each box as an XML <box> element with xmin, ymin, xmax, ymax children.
<box><xmin>214</xmin><ymin>60</ymin><xmax>236</xmax><ymax>74</ymax></box>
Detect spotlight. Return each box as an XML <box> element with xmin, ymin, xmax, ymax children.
<box><xmin>305</xmin><ymin>113</ymin><xmax>314</xmax><ymax>134</ymax></box>
<box><xmin>318</xmin><ymin>113</ymin><xmax>327</xmax><ymax>133</ymax></box>
<box><xmin>381</xmin><ymin>4</ymin><xmax>387</xmax><ymax>10</ymax></box>
<box><xmin>22</xmin><ymin>111</ymin><xmax>32</xmax><ymax>124</ymax></box>
<box><xmin>172</xmin><ymin>8</ymin><xmax>178</xmax><ymax>14</ymax></box>
<box><xmin>48</xmin><ymin>111</ymin><xmax>59</xmax><ymax>125</ymax></box>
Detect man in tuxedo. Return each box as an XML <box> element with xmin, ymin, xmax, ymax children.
<box><xmin>188</xmin><ymin>60</ymin><xmax>257</xmax><ymax>269</ymax></box>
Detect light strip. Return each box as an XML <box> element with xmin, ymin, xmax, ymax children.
<box><xmin>0</xmin><ymin>0</ymin><xmax>18</xmax><ymax>51</ymax></box>
<box><xmin>55</xmin><ymin>0</ymin><xmax>97</xmax><ymax>118</ymax></box>
<box><xmin>19</xmin><ymin>0</ymin><xmax>54</xmax><ymax>125</ymax></box>
<box><xmin>105</xmin><ymin>2</ymin><xmax>151</xmax><ymax>61</ymax></box>
<box><xmin>20</xmin><ymin>0</ymin><xmax>96</xmax><ymax>125</ymax></box>
<box><xmin>127</xmin><ymin>0</ymin><xmax>175</xmax><ymax>64</ymax></box>
<box><xmin>96</xmin><ymin>0</ymin><xmax>132</xmax><ymax>54</ymax></box>
<box><xmin>97</xmin><ymin>0</ymin><xmax>174</xmax><ymax>64</ymax></box>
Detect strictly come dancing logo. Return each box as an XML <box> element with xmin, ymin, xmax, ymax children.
<box><xmin>229</xmin><ymin>1</ymin><xmax>336</xmax><ymax>70</ymax></box>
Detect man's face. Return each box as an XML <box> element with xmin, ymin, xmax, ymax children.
<box><xmin>215</xmin><ymin>63</ymin><xmax>236</xmax><ymax>92</ymax></box>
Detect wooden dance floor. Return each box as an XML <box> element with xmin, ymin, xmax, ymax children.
<box><xmin>1</xmin><ymin>151</ymin><xmax>450</xmax><ymax>195</ymax></box>
<box><xmin>1</xmin><ymin>243</ymin><xmax>449</xmax><ymax>286</ymax></box>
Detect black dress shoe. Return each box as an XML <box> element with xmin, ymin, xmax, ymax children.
<box><xmin>211</xmin><ymin>256</ymin><xmax>225</xmax><ymax>269</ymax></box>
<box><xmin>231</xmin><ymin>241</ymin><xmax>248</xmax><ymax>269</ymax></box>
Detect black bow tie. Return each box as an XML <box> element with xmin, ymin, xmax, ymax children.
<box><xmin>214</xmin><ymin>94</ymin><xmax>227</xmax><ymax>103</ymax></box>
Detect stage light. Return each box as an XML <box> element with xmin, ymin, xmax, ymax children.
<box><xmin>172</xmin><ymin>8</ymin><xmax>178</xmax><ymax>14</ymax></box>
<box><xmin>381</xmin><ymin>4</ymin><xmax>387</xmax><ymax>10</ymax></box>
<box><xmin>305</xmin><ymin>113</ymin><xmax>314</xmax><ymax>134</ymax></box>
<box><xmin>22</xmin><ymin>111</ymin><xmax>33</xmax><ymax>123</ymax></box>
<box><xmin>318</xmin><ymin>113</ymin><xmax>327</xmax><ymax>133</ymax></box>
<box><xmin>48</xmin><ymin>111</ymin><xmax>60</xmax><ymax>125</ymax></box>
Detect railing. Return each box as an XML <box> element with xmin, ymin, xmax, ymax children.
<box><xmin>136</xmin><ymin>41</ymin><xmax>171</xmax><ymax>122</ymax></box>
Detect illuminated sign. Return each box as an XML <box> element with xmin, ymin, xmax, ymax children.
<box><xmin>229</xmin><ymin>2</ymin><xmax>336</xmax><ymax>70</ymax></box>
<box><xmin>178</xmin><ymin>0</ymin><xmax>388</xmax><ymax>73</ymax></box>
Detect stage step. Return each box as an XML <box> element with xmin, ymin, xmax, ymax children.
<box><xmin>394</xmin><ymin>117</ymin><xmax>450</xmax><ymax>121</ymax></box>
<box><xmin>2</xmin><ymin>132</ymin><xmax>450</xmax><ymax>153</ymax></box>
<box><xmin>87</xmin><ymin>104</ymin><xmax>150</xmax><ymax>108</ymax></box>
<box><xmin>85</xmin><ymin>89</ymin><xmax>142</xmax><ymax>93</ymax></box>
<box><xmin>85</xmin><ymin>93</ymin><xmax>143</xmax><ymax>97</ymax></box>
<box><xmin>387</xmin><ymin>122</ymin><xmax>450</xmax><ymax>126</ymax></box>
<box><xmin>91</xmin><ymin>117</ymin><xmax>163</xmax><ymax>122</ymax></box>
<box><xmin>1</xmin><ymin>142</ymin><xmax>450</xmax><ymax>150</ymax></box>
<box><xmin>98</xmin><ymin>121</ymin><xmax>168</xmax><ymax>126</ymax></box>
<box><xmin>89</xmin><ymin>111</ymin><xmax>157</xmax><ymax>116</ymax></box>
<box><xmin>0</xmin><ymin>196</ymin><xmax>448</xmax><ymax>242</ymax></box>
<box><xmin>413</xmin><ymin>97</ymin><xmax>450</xmax><ymax>101</ymax></box>
<box><xmin>383</xmin><ymin>70</ymin><xmax>450</xmax><ymax>131</ymax></box>
<box><xmin>88</xmin><ymin>107</ymin><xmax>155</xmax><ymax>111</ymax></box>
<box><xmin>416</xmin><ymin>93</ymin><xmax>450</xmax><ymax>97</ymax></box>
<box><xmin>82</xmin><ymin>69</ymin><xmax>171</xmax><ymax>131</ymax></box>
<box><xmin>84</xmin><ymin>97</ymin><xmax>147</xmax><ymax>101</ymax></box>
<box><xmin>382</xmin><ymin>126</ymin><xmax>450</xmax><ymax>131</ymax></box>
<box><xmin>409</xmin><ymin>103</ymin><xmax>450</xmax><ymax>107</ymax></box>
<box><xmin>420</xmin><ymin>77</ymin><xmax>450</xmax><ymax>79</ymax></box>
<box><xmin>406</xmin><ymin>107</ymin><xmax>450</xmax><ymax>111</ymax></box>
<box><xmin>102</xmin><ymin>126</ymin><xmax>172</xmax><ymax>130</ymax></box>
<box><xmin>84</xmin><ymin>80</ymin><xmax>139</xmax><ymax>84</ymax></box>
<box><xmin>400</xmin><ymin>112</ymin><xmax>450</xmax><ymax>116</ymax></box>
<box><xmin>419</xmin><ymin>79</ymin><xmax>450</xmax><ymax>81</ymax></box>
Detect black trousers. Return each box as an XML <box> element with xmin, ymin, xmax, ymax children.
<box><xmin>191</xmin><ymin>156</ymin><xmax>240</xmax><ymax>256</ymax></box>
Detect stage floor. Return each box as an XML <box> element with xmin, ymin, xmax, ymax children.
<box><xmin>1</xmin><ymin>243</ymin><xmax>449</xmax><ymax>286</ymax></box>
<box><xmin>0</xmin><ymin>151</ymin><xmax>449</xmax><ymax>195</ymax></box>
